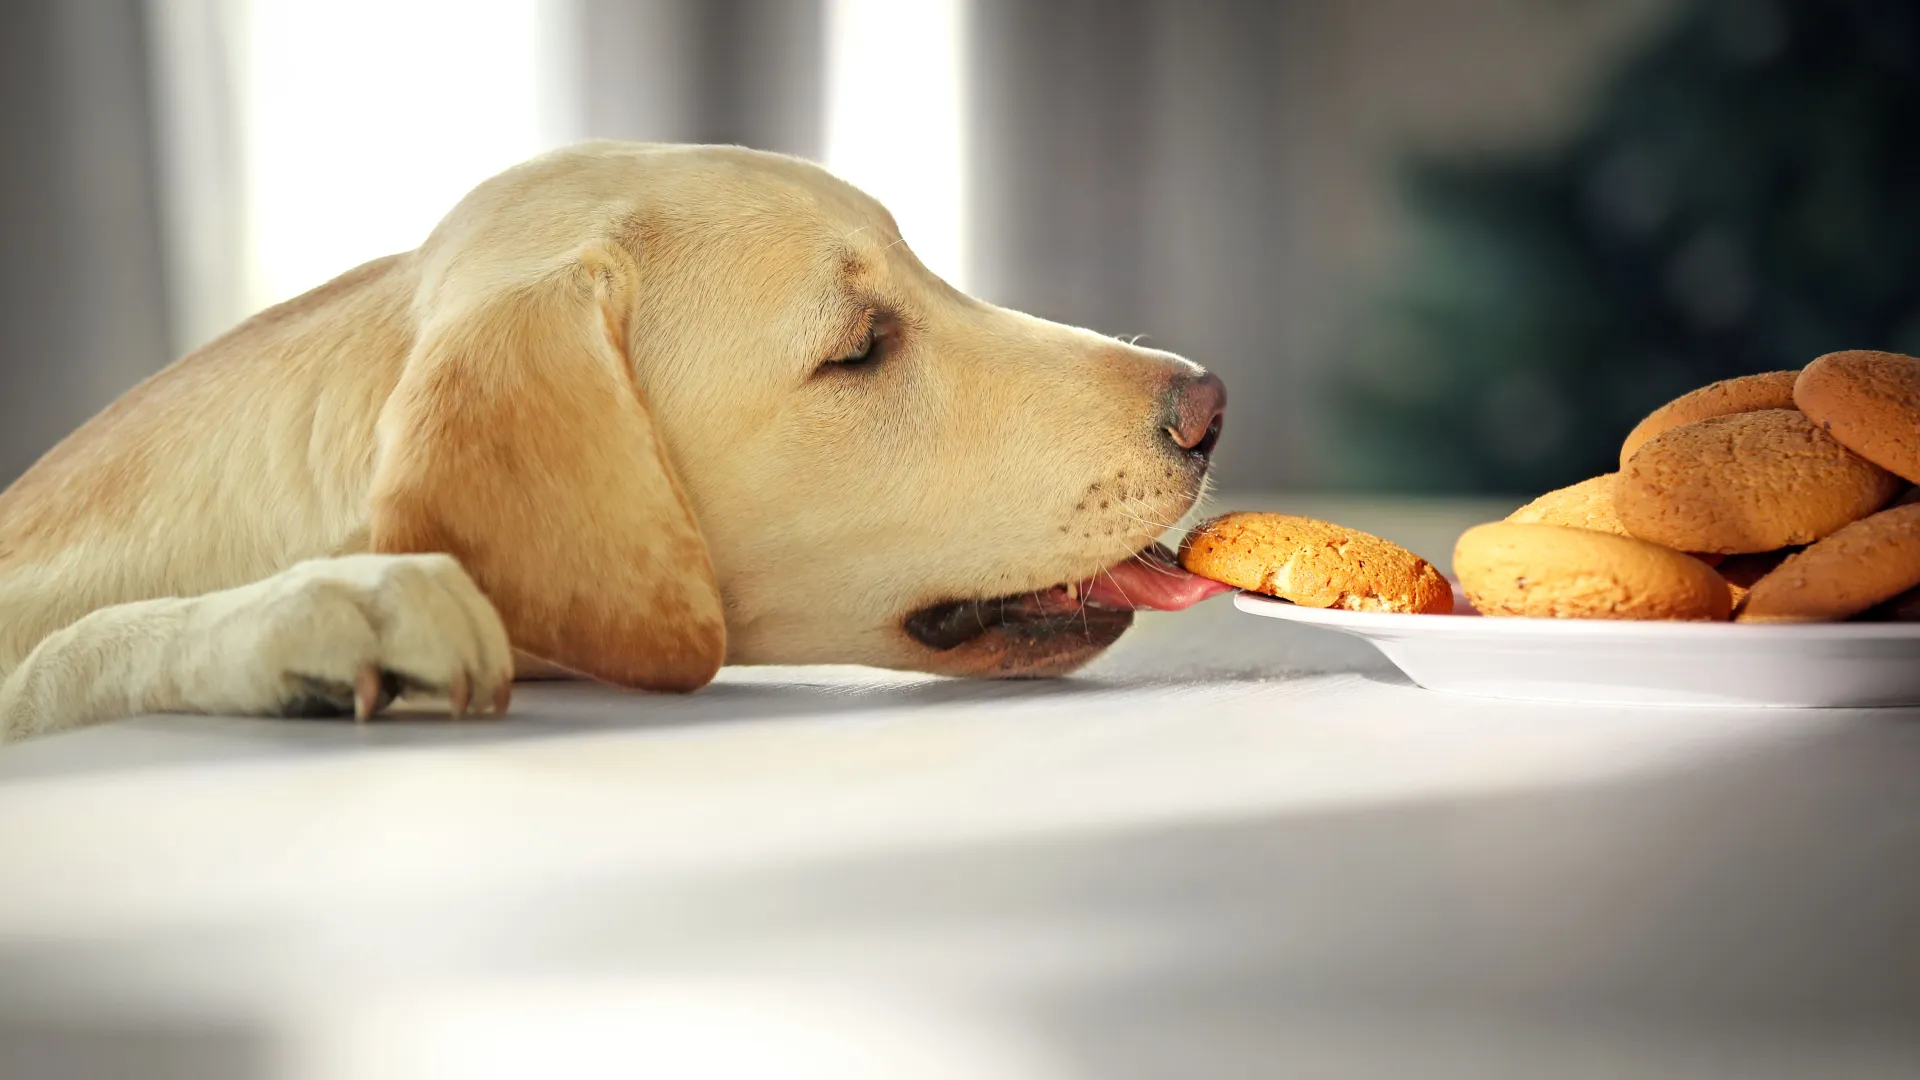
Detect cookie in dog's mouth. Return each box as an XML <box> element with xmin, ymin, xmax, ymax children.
<box><xmin>902</xmin><ymin>543</ymin><xmax>1231</xmax><ymax>670</ymax></box>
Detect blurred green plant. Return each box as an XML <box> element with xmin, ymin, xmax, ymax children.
<box><xmin>1331</xmin><ymin>0</ymin><xmax>1920</xmax><ymax>494</ymax></box>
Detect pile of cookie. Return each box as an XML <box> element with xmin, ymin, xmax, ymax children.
<box><xmin>1457</xmin><ymin>349</ymin><xmax>1920</xmax><ymax>622</ymax></box>
<box><xmin>1175</xmin><ymin>350</ymin><xmax>1919</xmax><ymax>623</ymax></box>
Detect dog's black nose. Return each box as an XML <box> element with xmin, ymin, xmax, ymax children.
<box><xmin>1165</xmin><ymin>371</ymin><xmax>1226</xmax><ymax>460</ymax></box>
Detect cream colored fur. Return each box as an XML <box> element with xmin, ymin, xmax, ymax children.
<box><xmin>0</xmin><ymin>142</ymin><xmax>1212</xmax><ymax>741</ymax></box>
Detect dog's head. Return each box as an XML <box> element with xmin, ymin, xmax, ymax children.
<box><xmin>371</xmin><ymin>142</ymin><xmax>1227</xmax><ymax>689</ymax></box>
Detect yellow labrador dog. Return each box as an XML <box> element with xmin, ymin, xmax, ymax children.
<box><xmin>0</xmin><ymin>142</ymin><xmax>1227</xmax><ymax>741</ymax></box>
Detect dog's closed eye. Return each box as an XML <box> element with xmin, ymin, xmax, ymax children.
<box><xmin>816</xmin><ymin>313</ymin><xmax>886</xmax><ymax>376</ymax></box>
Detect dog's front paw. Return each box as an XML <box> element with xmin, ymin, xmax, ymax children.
<box><xmin>186</xmin><ymin>554</ymin><xmax>515</xmax><ymax>720</ymax></box>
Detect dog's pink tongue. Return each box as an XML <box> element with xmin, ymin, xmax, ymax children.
<box><xmin>1082</xmin><ymin>553</ymin><xmax>1234</xmax><ymax>611</ymax></box>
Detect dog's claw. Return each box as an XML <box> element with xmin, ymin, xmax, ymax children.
<box><xmin>492</xmin><ymin>680</ymin><xmax>512</xmax><ymax>715</ymax></box>
<box><xmin>353</xmin><ymin>663</ymin><xmax>382</xmax><ymax>722</ymax></box>
<box><xmin>450</xmin><ymin>672</ymin><xmax>472</xmax><ymax>719</ymax></box>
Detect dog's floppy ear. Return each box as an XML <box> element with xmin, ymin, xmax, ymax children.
<box><xmin>369</xmin><ymin>240</ymin><xmax>725</xmax><ymax>691</ymax></box>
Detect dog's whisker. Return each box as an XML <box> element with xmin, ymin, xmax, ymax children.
<box><xmin>1113</xmin><ymin>501</ymin><xmax>1180</xmax><ymax>526</ymax></box>
<box><xmin>1127</xmin><ymin>550</ymin><xmax>1185</xmax><ymax>577</ymax></box>
<box><xmin>1109</xmin><ymin>498</ymin><xmax>1185</xmax><ymax>534</ymax></box>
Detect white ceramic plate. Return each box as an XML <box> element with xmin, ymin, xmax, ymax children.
<box><xmin>1234</xmin><ymin>588</ymin><xmax>1920</xmax><ymax>708</ymax></box>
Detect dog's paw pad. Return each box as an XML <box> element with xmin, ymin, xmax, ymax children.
<box><xmin>278</xmin><ymin>668</ymin><xmax>408</xmax><ymax>719</ymax></box>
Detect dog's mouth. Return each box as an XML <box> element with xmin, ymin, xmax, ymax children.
<box><xmin>902</xmin><ymin>543</ymin><xmax>1231</xmax><ymax>673</ymax></box>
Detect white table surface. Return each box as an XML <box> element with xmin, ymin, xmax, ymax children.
<box><xmin>3</xmin><ymin>496</ymin><xmax>1917</xmax><ymax>1080</ymax></box>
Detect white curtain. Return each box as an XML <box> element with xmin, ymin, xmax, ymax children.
<box><xmin>145</xmin><ymin>0</ymin><xmax>585</xmax><ymax>356</ymax></box>
<box><xmin>142</xmin><ymin>0</ymin><xmax>990</xmax><ymax>355</ymax></box>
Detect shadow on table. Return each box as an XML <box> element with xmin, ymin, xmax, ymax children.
<box><xmin>0</xmin><ymin>665</ymin><xmax>1371</xmax><ymax>780</ymax></box>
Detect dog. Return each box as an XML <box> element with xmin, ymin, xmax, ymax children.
<box><xmin>0</xmin><ymin>141</ymin><xmax>1227</xmax><ymax>741</ymax></box>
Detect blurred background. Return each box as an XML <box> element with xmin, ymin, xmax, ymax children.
<box><xmin>3</xmin><ymin>0</ymin><xmax>1918</xmax><ymax>496</ymax></box>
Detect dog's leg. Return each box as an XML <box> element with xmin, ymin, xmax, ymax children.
<box><xmin>0</xmin><ymin>554</ymin><xmax>514</xmax><ymax>742</ymax></box>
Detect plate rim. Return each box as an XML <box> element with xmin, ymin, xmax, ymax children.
<box><xmin>1232</xmin><ymin>590</ymin><xmax>1920</xmax><ymax>640</ymax></box>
